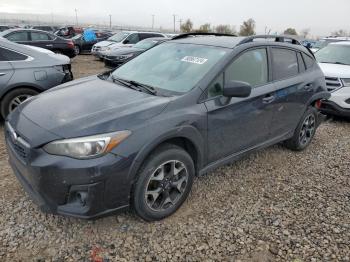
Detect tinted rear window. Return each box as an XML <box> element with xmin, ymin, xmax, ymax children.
<box><xmin>0</xmin><ymin>47</ymin><xmax>28</xmax><ymax>61</ymax></box>
<box><xmin>6</xmin><ymin>31</ymin><xmax>29</xmax><ymax>41</ymax></box>
<box><xmin>272</xmin><ymin>48</ymin><xmax>298</xmax><ymax>80</ymax></box>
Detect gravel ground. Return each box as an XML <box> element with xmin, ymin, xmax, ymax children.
<box><xmin>0</xmin><ymin>55</ymin><xmax>349</xmax><ymax>261</ymax></box>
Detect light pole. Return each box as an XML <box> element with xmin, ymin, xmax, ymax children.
<box><xmin>173</xmin><ymin>14</ymin><xmax>177</xmax><ymax>32</ymax></box>
<box><xmin>74</xmin><ymin>8</ymin><xmax>78</xmax><ymax>26</ymax></box>
<box><xmin>152</xmin><ymin>14</ymin><xmax>155</xmax><ymax>30</ymax></box>
<box><xmin>109</xmin><ymin>14</ymin><xmax>112</xmax><ymax>29</ymax></box>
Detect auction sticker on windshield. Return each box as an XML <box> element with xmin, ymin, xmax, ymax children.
<box><xmin>181</xmin><ymin>56</ymin><xmax>208</xmax><ymax>65</ymax></box>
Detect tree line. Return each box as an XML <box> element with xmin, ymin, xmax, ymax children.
<box><xmin>180</xmin><ymin>18</ymin><xmax>349</xmax><ymax>38</ymax></box>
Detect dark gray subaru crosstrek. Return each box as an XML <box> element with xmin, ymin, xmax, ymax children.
<box><xmin>5</xmin><ymin>34</ymin><xmax>329</xmax><ymax>221</ymax></box>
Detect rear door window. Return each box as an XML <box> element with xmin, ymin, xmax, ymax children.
<box><xmin>0</xmin><ymin>47</ymin><xmax>28</xmax><ymax>61</ymax></box>
<box><xmin>6</xmin><ymin>32</ymin><xmax>29</xmax><ymax>41</ymax></box>
<box><xmin>125</xmin><ymin>33</ymin><xmax>140</xmax><ymax>44</ymax></box>
<box><xmin>31</xmin><ymin>32</ymin><xmax>52</xmax><ymax>41</ymax></box>
<box><xmin>271</xmin><ymin>48</ymin><xmax>298</xmax><ymax>80</ymax></box>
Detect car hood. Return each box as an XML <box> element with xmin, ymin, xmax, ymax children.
<box><xmin>318</xmin><ymin>63</ymin><xmax>350</xmax><ymax>78</ymax></box>
<box><xmin>105</xmin><ymin>47</ymin><xmax>143</xmax><ymax>57</ymax></box>
<box><xmin>16</xmin><ymin>76</ymin><xmax>170</xmax><ymax>143</ymax></box>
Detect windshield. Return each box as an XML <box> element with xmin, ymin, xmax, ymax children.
<box><xmin>112</xmin><ymin>42</ymin><xmax>229</xmax><ymax>94</ymax></box>
<box><xmin>315</xmin><ymin>44</ymin><xmax>350</xmax><ymax>65</ymax></box>
<box><xmin>134</xmin><ymin>39</ymin><xmax>159</xmax><ymax>50</ymax></box>
<box><xmin>108</xmin><ymin>32</ymin><xmax>130</xmax><ymax>42</ymax></box>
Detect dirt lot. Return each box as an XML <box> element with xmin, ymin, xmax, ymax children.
<box><xmin>0</xmin><ymin>55</ymin><xmax>349</xmax><ymax>262</ymax></box>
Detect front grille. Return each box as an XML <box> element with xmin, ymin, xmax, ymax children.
<box><xmin>325</xmin><ymin>77</ymin><xmax>342</xmax><ymax>92</ymax></box>
<box><xmin>5</xmin><ymin>123</ymin><xmax>29</xmax><ymax>162</ymax></box>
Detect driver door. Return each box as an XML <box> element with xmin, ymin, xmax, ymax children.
<box><xmin>204</xmin><ymin>48</ymin><xmax>276</xmax><ymax>163</ymax></box>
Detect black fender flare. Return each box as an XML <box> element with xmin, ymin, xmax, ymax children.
<box><xmin>307</xmin><ymin>91</ymin><xmax>330</xmax><ymax>106</ymax></box>
<box><xmin>127</xmin><ymin>125</ymin><xmax>205</xmax><ymax>182</ymax></box>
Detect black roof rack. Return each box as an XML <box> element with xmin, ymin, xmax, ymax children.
<box><xmin>172</xmin><ymin>32</ymin><xmax>237</xmax><ymax>40</ymax></box>
<box><xmin>238</xmin><ymin>35</ymin><xmax>301</xmax><ymax>46</ymax></box>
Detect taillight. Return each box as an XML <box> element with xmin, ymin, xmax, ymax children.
<box><xmin>67</xmin><ymin>41</ymin><xmax>74</xmax><ymax>49</ymax></box>
<box><xmin>315</xmin><ymin>100</ymin><xmax>322</xmax><ymax>109</ymax></box>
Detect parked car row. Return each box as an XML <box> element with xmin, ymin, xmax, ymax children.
<box><xmin>0</xmin><ymin>28</ymin><xmax>76</xmax><ymax>58</ymax></box>
<box><xmin>104</xmin><ymin>37</ymin><xmax>169</xmax><ymax>68</ymax></box>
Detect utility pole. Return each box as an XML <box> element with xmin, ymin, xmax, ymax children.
<box><xmin>173</xmin><ymin>14</ymin><xmax>177</xmax><ymax>32</ymax></box>
<box><xmin>109</xmin><ymin>14</ymin><xmax>112</xmax><ymax>29</ymax></box>
<box><xmin>152</xmin><ymin>14</ymin><xmax>155</xmax><ymax>30</ymax></box>
<box><xmin>178</xmin><ymin>19</ymin><xmax>182</xmax><ymax>30</ymax></box>
<box><xmin>75</xmin><ymin>8</ymin><xmax>78</xmax><ymax>26</ymax></box>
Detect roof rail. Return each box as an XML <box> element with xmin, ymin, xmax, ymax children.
<box><xmin>172</xmin><ymin>32</ymin><xmax>237</xmax><ymax>40</ymax></box>
<box><xmin>238</xmin><ymin>35</ymin><xmax>301</xmax><ymax>46</ymax></box>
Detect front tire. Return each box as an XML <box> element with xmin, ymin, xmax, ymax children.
<box><xmin>284</xmin><ymin>107</ymin><xmax>318</xmax><ymax>151</ymax></box>
<box><xmin>1</xmin><ymin>88</ymin><xmax>38</xmax><ymax>119</ymax></box>
<box><xmin>132</xmin><ymin>144</ymin><xmax>195</xmax><ymax>221</ymax></box>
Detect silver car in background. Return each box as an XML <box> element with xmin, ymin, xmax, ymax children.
<box><xmin>0</xmin><ymin>37</ymin><xmax>73</xmax><ymax>118</ymax></box>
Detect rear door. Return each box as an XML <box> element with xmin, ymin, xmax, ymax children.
<box><xmin>205</xmin><ymin>48</ymin><xmax>275</xmax><ymax>163</ymax></box>
<box><xmin>29</xmin><ymin>31</ymin><xmax>55</xmax><ymax>51</ymax></box>
<box><xmin>269</xmin><ymin>47</ymin><xmax>315</xmax><ymax>138</ymax></box>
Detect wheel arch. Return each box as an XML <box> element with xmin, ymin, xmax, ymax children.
<box><xmin>127</xmin><ymin>126</ymin><xmax>205</xmax><ymax>183</ymax></box>
<box><xmin>0</xmin><ymin>84</ymin><xmax>42</xmax><ymax>103</ymax></box>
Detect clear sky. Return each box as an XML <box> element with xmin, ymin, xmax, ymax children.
<box><xmin>1</xmin><ymin>0</ymin><xmax>349</xmax><ymax>36</ymax></box>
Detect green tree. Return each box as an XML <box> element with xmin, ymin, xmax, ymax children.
<box><xmin>180</xmin><ymin>19</ymin><xmax>194</xmax><ymax>33</ymax></box>
<box><xmin>284</xmin><ymin>28</ymin><xmax>298</xmax><ymax>35</ymax></box>
<box><xmin>215</xmin><ymin>24</ymin><xmax>236</xmax><ymax>35</ymax></box>
<box><xmin>239</xmin><ymin>18</ymin><xmax>256</xmax><ymax>36</ymax></box>
<box><xmin>195</xmin><ymin>23</ymin><xmax>211</xmax><ymax>33</ymax></box>
<box><xmin>301</xmin><ymin>28</ymin><xmax>310</xmax><ymax>38</ymax></box>
<box><xmin>331</xmin><ymin>29</ymin><xmax>348</xmax><ymax>37</ymax></box>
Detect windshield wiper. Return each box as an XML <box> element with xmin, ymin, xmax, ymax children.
<box><xmin>124</xmin><ymin>80</ymin><xmax>157</xmax><ymax>95</ymax></box>
<box><xmin>111</xmin><ymin>75</ymin><xmax>142</xmax><ymax>92</ymax></box>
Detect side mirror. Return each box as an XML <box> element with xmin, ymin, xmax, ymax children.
<box><xmin>123</xmin><ymin>39</ymin><xmax>130</xmax><ymax>44</ymax></box>
<box><xmin>223</xmin><ymin>81</ymin><xmax>252</xmax><ymax>98</ymax></box>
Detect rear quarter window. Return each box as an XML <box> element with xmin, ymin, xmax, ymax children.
<box><xmin>302</xmin><ymin>53</ymin><xmax>315</xmax><ymax>69</ymax></box>
<box><xmin>0</xmin><ymin>47</ymin><xmax>28</xmax><ymax>61</ymax></box>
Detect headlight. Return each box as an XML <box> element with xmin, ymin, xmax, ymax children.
<box><xmin>341</xmin><ymin>78</ymin><xmax>350</xmax><ymax>87</ymax></box>
<box><xmin>116</xmin><ymin>54</ymin><xmax>133</xmax><ymax>60</ymax></box>
<box><xmin>101</xmin><ymin>46</ymin><xmax>111</xmax><ymax>51</ymax></box>
<box><xmin>43</xmin><ymin>131</ymin><xmax>131</xmax><ymax>159</ymax></box>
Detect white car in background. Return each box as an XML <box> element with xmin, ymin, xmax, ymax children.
<box><xmin>91</xmin><ymin>31</ymin><xmax>166</xmax><ymax>59</ymax></box>
<box><xmin>315</xmin><ymin>41</ymin><xmax>350</xmax><ymax>118</ymax></box>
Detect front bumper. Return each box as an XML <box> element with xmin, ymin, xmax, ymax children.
<box><xmin>5</xmin><ymin>124</ymin><xmax>133</xmax><ymax>219</ymax></box>
<box><xmin>320</xmin><ymin>100</ymin><xmax>350</xmax><ymax>118</ymax></box>
<box><xmin>104</xmin><ymin>58</ymin><xmax>123</xmax><ymax>68</ymax></box>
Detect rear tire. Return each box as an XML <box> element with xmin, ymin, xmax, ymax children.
<box><xmin>132</xmin><ymin>144</ymin><xmax>195</xmax><ymax>221</ymax></box>
<box><xmin>284</xmin><ymin>107</ymin><xmax>318</xmax><ymax>151</ymax></box>
<box><xmin>1</xmin><ymin>88</ymin><xmax>38</xmax><ymax>119</ymax></box>
<box><xmin>74</xmin><ymin>45</ymin><xmax>80</xmax><ymax>55</ymax></box>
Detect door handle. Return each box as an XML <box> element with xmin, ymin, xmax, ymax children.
<box><xmin>0</xmin><ymin>72</ymin><xmax>6</xmax><ymax>76</ymax></box>
<box><xmin>262</xmin><ymin>95</ymin><xmax>275</xmax><ymax>104</ymax></box>
<box><xmin>46</xmin><ymin>44</ymin><xmax>53</xmax><ymax>47</ymax></box>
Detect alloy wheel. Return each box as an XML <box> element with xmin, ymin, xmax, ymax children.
<box><xmin>145</xmin><ymin>160</ymin><xmax>189</xmax><ymax>211</ymax></box>
<box><xmin>299</xmin><ymin>114</ymin><xmax>316</xmax><ymax>146</ymax></box>
<box><xmin>8</xmin><ymin>94</ymin><xmax>32</xmax><ymax>113</ymax></box>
